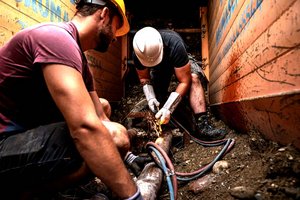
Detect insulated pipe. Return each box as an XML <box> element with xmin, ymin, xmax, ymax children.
<box><xmin>136</xmin><ymin>131</ymin><xmax>173</xmax><ymax>200</ymax></box>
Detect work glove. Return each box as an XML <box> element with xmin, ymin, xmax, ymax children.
<box><xmin>143</xmin><ymin>84</ymin><xmax>160</xmax><ymax>113</ymax></box>
<box><xmin>125</xmin><ymin>152</ymin><xmax>153</xmax><ymax>177</ymax></box>
<box><xmin>125</xmin><ymin>187</ymin><xmax>144</xmax><ymax>200</ymax></box>
<box><xmin>155</xmin><ymin>92</ymin><xmax>181</xmax><ymax>124</ymax></box>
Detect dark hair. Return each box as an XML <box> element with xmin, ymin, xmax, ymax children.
<box><xmin>74</xmin><ymin>0</ymin><xmax>123</xmax><ymax>26</ymax></box>
<box><xmin>75</xmin><ymin>3</ymin><xmax>102</xmax><ymax>16</ymax></box>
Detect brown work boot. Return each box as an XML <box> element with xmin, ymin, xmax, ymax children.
<box><xmin>195</xmin><ymin>115</ymin><xmax>226</xmax><ymax>141</ymax></box>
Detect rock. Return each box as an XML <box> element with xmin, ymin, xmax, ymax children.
<box><xmin>212</xmin><ymin>160</ymin><xmax>229</xmax><ymax>174</ymax></box>
<box><xmin>230</xmin><ymin>186</ymin><xmax>255</xmax><ymax>199</ymax></box>
<box><xmin>188</xmin><ymin>174</ymin><xmax>216</xmax><ymax>194</ymax></box>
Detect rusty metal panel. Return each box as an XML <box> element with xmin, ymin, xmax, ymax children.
<box><xmin>207</xmin><ymin>0</ymin><xmax>300</xmax><ymax>149</ymax></box>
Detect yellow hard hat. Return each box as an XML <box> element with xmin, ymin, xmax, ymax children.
<box><xmin>79</xmin><ymin>0</ymin><xmax>130</xmax><ymax>37</ymax></box>
<box><xmin>110</xmin><ymin>0</ymin><xmax>130</xmax><ymax>37</ymax></box>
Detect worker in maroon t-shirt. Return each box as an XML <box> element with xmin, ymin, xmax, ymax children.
<box><xmin>0</xmin><ymin>0</ymin><xmax>143</xmax><ymax>199</ymax></box>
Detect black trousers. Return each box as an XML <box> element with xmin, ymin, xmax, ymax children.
<box><xmin>0</xmin><ymin>122</ymin><xmax>83</xmax><ymax>191</ymax></box>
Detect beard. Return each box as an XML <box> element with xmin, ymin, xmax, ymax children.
<box><xmin>94</xmin><ymin>23</ymin><xmax>114</xmax><ymax>52</ymax></box>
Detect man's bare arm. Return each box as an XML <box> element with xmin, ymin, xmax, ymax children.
<box><xmin>42</xmin><ymin>64</ymin><xmax>136</xmax><ymax>198</ymax></box>
<box><xmin>174</xmin><ymin>62</ymin><xmax>192</xmax><ymax>96</ymax></box>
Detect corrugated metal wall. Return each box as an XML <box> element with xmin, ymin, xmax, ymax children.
<box><xmin>206</xmin><ymin>0</ymin><xmax>300</xmax><ymax>148</ymax></box>
<box><xmin>0</xmin><ymin>0</ymin><xmax>127</xmax><ymax>102</ymax></box>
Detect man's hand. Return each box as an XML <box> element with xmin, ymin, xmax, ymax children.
<box><xmin>155</xmin><ymin>92</ymin><xmax>181</xmax><ymax>124</ymax></box>
<box><xmin>155</xmin><ymin>108</ymin><xmax>171</xmax><ymax>124</ymax></box>
<box><xmin>148</xmin><ymin>98</ymin><xmax>160</xmax><ymax>113</ymax></box>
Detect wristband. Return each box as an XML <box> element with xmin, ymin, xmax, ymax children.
<box><xmin>124</xmin><ymin>187</ymin><xmax>143</xmax><ymax>200</ymax></box>
<box><xmin>125</xmin><ymin>152</ymin><xmax>138</xmax><ymax>164</ymax></box>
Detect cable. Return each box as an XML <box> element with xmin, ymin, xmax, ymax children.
<box><xmin>176</xmin><ymin>139</ymin><xmax>232</xmax><ymax>181</ymax></box>
<box><xmin>145</xmin><ymin>116</ymin><xmax>235</xmax><ymax>199</ymax></box>
<box><xmin>148</xmin><ymin>146</ymin><xmax>175</xmax><ymax>200</ymax></box>
<box><xmin>146</xmin><ymin>142</ymin><xmax>177</xmax><ymax>200</ymax></box>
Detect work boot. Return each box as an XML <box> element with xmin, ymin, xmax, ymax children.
<box><xmin>194</xmin><ymin>115</ymin><xmax>227</xmax><ymax>141</ymax></box>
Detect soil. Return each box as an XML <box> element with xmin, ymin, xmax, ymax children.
<box><xmin>109</xmin><ymin>83</ymin><xmax>300</xmax><ymax>200</ymax></box>
<box><xmin>54</xmin><ymin>82</ymin><xmax>300</xmax><ymax>200</ymax></box>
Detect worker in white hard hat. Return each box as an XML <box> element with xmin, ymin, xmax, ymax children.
<box><xmin>132</xmin><ymin>26</ymin><xmax>226</xmax><ymax>141</ymax></box>
<box><xmin>0</xmin><ymin>0</ymin><xmax>143</xmax><ymax>199</ymax></box>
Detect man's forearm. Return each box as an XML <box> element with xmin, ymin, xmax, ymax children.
<box><xmin>73</xmin><ymin>125</ymin><xmax>137</xmax><ymax>199</ymax></box>
<box><xmin>175</xmin><ymin>82</ymin><xmax>190</xmax><ymax>97</ymax></box>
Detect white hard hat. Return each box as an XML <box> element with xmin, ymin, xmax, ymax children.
<box><xmin>133</xmin><ymin>27</ymin><xmax>163</xmax><ymax>67</ymax></box>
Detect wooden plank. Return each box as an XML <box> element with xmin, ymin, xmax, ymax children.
<box><xmin>211</xmin><ymin>93</ymin><xmax>300</xmax><ymax>149</ymax></box>
<box><xmin>0</xmin><ymin>0</ymin><xmax>75</xmax><ymax>46</ymax></box>
<box><xmin>209</xmin><ymin>0</ymin><xmax>297</xmax><ymax>84</ymax></box>
<box><xmin>93</xmin><ymin>71</ymin><xmax>121</xmax><ymax>85</ymax></box>
<box><xmin>86</xmin><ymin>49</ymin><xmax>121</xmax><ymax>74</ymax></box>
<box><xmin>173</xmin><ymin>28</ymin><xmax>201</xmax><ymax>33</ymax></box>
<box><xmin>0</xmin><ymin>27</ymin><xmax>13</xmax><ymax>47</ymax></box>
<box><xmin>210</xmin><ymin>49</ymin><xmax>300</xmax><ymax>104</ymax></box>
<box><xmin>208</xmin><ymin>0</ymin><xmax>229</xmax><ymax>48</ymax></box>
<box><xmin>94</xmin><ymin>79</ymin><xmax>122</xmax><ymax>91</ymax></box>
<box><xmin>208</xmin><ymin>0</ymin><xmax>245</xmax><ymax>64</ymax></box>
<box><xmin>207</xmin><ymin>0</ymin><xmax>222</xmax><ymax>36</ymax></box>
<box><xmin>96</xmin><ymin>88</ymin><xmax>123</xmax><ymax>102</ymax></box>
<box><xmin>209</xmin><ymin>0</ymin><xmax>300</xmax><ymax>103</ymax></box>
<box><xmin>0</xmin><ymin>3</ymin><xmax>37</xmax><ymax>45</ymax></box>
<box><xmin>2</xmin><ymin>0</ymin><xmax>74</xmax><ymax>23</ymax></box>
<box><xmin>210</xmin><ymin>0</ymin><xmax>264</xmax><ymax>73</ymax></box>
<box><xmin>86</xmin><ymin>41</ymin><xmax>124</xmax><ymax>102</ymax></box>
<box><xmin>58</xmin><ymin>0</ymin><xmax>76</xmax><ymax>14</ymax></box>
<box><xmin>121</xmin><ymin>35</ymin><xmax>128</xmax><ymax>79</ymax></box>
<box><xmin>200</xmin><ymin>7</ymin><xmax>210</xmax><ymax>80</ymax></box>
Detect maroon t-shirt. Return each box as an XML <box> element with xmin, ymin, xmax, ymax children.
<box><xmin>0</xmin><ymin>22</ymin><xmax>94</xmax><ymax>133</ymax></box>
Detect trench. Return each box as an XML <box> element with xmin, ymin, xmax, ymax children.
<box><xmin>123</xmin><ymin>99</ymin><xmax>235</xmax><ymax>200</ymax></box>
